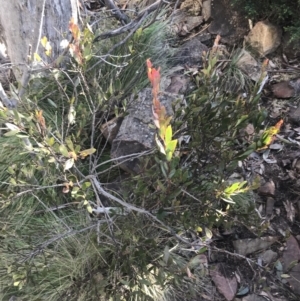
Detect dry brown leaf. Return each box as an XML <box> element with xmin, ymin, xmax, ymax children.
<box><xmin>282</xmin><ymin>235</ymin><xmax>300</xmax><ymax>294</ymax></box>
<box><xmin>282</xmin><ymin>235</ymin><xmax>300</xmax><ymax>272</ymax></box>
<box><xmin>210</xmin><ymin>263</ymin><xmax>237</xmax><ymax>301</ymax></box>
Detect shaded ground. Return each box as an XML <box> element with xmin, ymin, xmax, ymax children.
<box><xmin>1</xmin><ymin>1</ymin><xmax>300</xmax><ymax>300</ymax></box>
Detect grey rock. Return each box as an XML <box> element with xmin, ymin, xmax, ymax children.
<box><xmin>236</xmin><ymin>49</ymin><xmax>261</xmax><ymax>82</ymax></box>
<box><xmin>100</xmin><ymin>116</ymin><xmax>124</xmax><ymax>144</ymax></box>
<box><xmin>171</xmin><ymin>10</ymin><xmax>204</xmax><ymax>37</ymax></box>
<box><xmin>111</xmin><ymin>88</ymin><xmax>179</xmax><ymax>174</ymax></box>
<box><xmin>261</xmin><ymin>249</ymin><xmax>277</xmax><ymax>265</ymax></box>
<box><xmin>233</xmin><ymin>237</ymin><xmax>277</xmax><ymax>256</ymax></box>
<box><xmin>173</xmin><ymin>37</ymin><xmax>208</xmax><ymax>66</ymax></box>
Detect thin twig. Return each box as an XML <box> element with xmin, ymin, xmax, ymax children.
<box><xmin>88</xmin><ymin>175</ymin><xmax>192</xmax><ymax>245</ymax></box>
<box><xmin>93</xmin><ymin>0</ymin><xmax>162</xmax><ymax>42</ymax></box>
<box><xmin>170</xmin><ymin>0</ymin><xmax>180</xmax><ymax>23</ymax></box>
<box><xmin>34</xmin><ymin>0</ymin><xmax>47</xmax><ymax>56</ymax></box>
<box><xmin>91</xmin><ymin>149</ymin><xmax>155</xmax><ymax>172</ymax></box>
<box><xmin>87</xmin><ymin>11</ymin><xmax>148</xmax><ymax>72</ymax></box>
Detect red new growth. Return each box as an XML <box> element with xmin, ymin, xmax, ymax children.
<box><xmin>146</xmin><ymin>59</ymin><xmax>160</xmax><ymax>98</ymax></box>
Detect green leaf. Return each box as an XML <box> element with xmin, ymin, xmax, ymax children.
<box><xmin>134</xmin><ymin>27</ymin><xmax>143</xmax><ymax>40</ymax></box>
<box><xmin>46</xmin><ymin>137</ymin><xmax>55</xmax><ymax>146</ymax></box>
<box><xmin>59</xmin><ymin>144</ymin><xmax>69</xmax><ymax>157</ymax></box>
<box><xmin>235</xmin><ymin>115</ymin><xmax>248</xmax><ymax>127</ymax></box>
<box><xmin>16</xmin><ymin>134</ymin><xmax>29</xmax><ymax>138</ymax></box>
<box><xmin>82</xmin><ymin>181</ymin><xmax>91</xmax><ymax>190</ymax></box>
<box><xmin>4</xmin><ymin>130</ymin><xmax>19</xmax><ymax>137</ymax></box>
<box><xmin>79</xmin><ymin>147</ymin><xmax>96</xmax><ymax>158</ymax></box>
<box><xmin>160</xmin><ymin>162</ymin><xmax>168</xmax><ymax>178</ymax></box>
<box><xmin>165</xmin><ymin>125</ymin><xmax>172</xmax><ymax>144</ymax></box>
<box><xmin>65</xmin><ymin>136</ymin><xmax>74</xmax><ymax>151</ymax></box>
<box><xmin>166</xmin><ymin>139</ymin><xmax>177</xmax><ymax>153</ymax></box>
<box><xmin>166</xmin><ymin>139</ymin><xmax>177</xmax><ymax>161</ymax></box>
<box><xmin>47</xmin><ymin>98</ymin><xmax>57</xmax><ymax>108</ymax></box>
<box><xmin>156</xmin><ymin>179</ymin><xmax>166</xmax><ymax>192</ymax></box>
<box><xmin>198</xmin><ymin>246</ymin><xmax>207</xmax><ymax>254</ymax></box>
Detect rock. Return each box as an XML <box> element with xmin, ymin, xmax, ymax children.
<box><xmin>261</xmin><ymin>249</ymin><xmax>277</xmax><ymax>265</ymax></box>
<box><xmin>272</xmin><ymin>81</ymin><xmax>295</xmax><ymax>98</ymax></box>
<box><xmin>245</xmin><ymin>21</ymin><xmax>282</xmax><ymax>56</ymax></box>
<box><xmin>111</xmin><ymin>88</ymin><xmax>179</xmax><ymax>174</ymax></box>
<box><xmin>173</xmin><ymin>37</ymin><xmax>208</xmax><ymax>67</ymax></box>
<box><xmin>100</xmin><ymin>116</ymin><xmax>124</xmax><ymax>144</ymax></box>
<box><xmin>165</xmin><ymin>75</ymin><xmax>188</xmax><ymax>94</ymax></box>
<box><xmin>236</xmin><ymin>49</ymin><xmax>261</xmax><ymax>82</ymax></box>
<box><xmin>180</xmin><ymin>0</ymin><xmax>202</xmax><ymax>15</ymax></box>
<box><xmin>201</xmin><ymin>0</ymin><xmax>211</xmax><ymax>21</ymax></box>
<box><xmin>272</xmin><ymin>78</ymin><xmax>300</xmax><ymax>99</ymax></box>
<box><xmin>171</xmin><ymin>10</ymin><xmax>204</xmax><ymax>37</ymax></box>
<box><xmin>233</xmin><ymin>237</ymin><xmax>278</xmax><ymax>256</ymax></box>
<box><xmin>209</xmin><ymin>0</ymin><xmax>235</xmax><ymax>36</ymax></box>
<box><xmin>257</xmin><ymin>180</ymin><xmax>275</xmax><ymax>198</ymax></box>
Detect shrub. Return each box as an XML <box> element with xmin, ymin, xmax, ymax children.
<box><xmin>0</xmin><ymin>17</ymin><xmax>269</xmax><ymax>301</ymax></box>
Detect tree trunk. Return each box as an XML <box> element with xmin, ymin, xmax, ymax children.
<box><xmin>0</xmin><ymin>0</ymin><xmax>78</xmax><ymax>83</ymax></box>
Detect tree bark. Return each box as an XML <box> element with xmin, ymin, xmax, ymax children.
<box><xmin>0</xmin><ymin>0</ymin><xmax>78</xmax><ymax>83</ymax></box>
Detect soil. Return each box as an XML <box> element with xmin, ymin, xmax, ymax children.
<box><xmin>169</xmin><ymin>3</ymin><xmax>300</xmax><ymax>301</ymax></box>
<box><xmin>4</xmin><ymin>1</ymin><xmax>300</xmax><ymax>300</ymax></box>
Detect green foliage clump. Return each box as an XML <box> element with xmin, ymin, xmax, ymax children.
<box><xmin>0</xmin><ymin>13</ymin><xmax>268</xmax><ymax>301</ymax></box>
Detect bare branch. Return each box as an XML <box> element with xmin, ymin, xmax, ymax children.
<box><xmin>94</xmin><ymin>0</ymin><xmax>163</xmax><ymax>42</ymax></box>
<box><xmin>88</xmin><ymin>175</ymin><xmax>192</xmax><ymax>245</ymax></box>
<box><xmin>104</xmin><ymin>0</ymin><xmax>130</xmax><ymax>25</ymax></box>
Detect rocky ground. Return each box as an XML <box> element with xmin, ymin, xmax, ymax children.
<box><xmin>105</xmin><ymin>1</ymin><xmax>300</xmax><ymax>300</ymax></box>
<box><xmin>168</xmin><ymin>1</ymin><xmax>300</xmax><ymax>301</ymax></box>
<box><xmin>2</xmin><ymin>0</ymin><xmax>300</xmax><ymax>300</ymax></box>
<box><xmin>97</xmin><ymin>0</ymin><xmax>300</xmax><ymax>300</ymax></box>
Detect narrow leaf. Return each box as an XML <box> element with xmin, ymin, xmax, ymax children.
<box><xmin>4</xmin><ymin>130</ymin><xmax>19</xmax><ymax>137</ymax></box>
<box><xmin>5</xmin><ymin>123</ymin><xmax>20</xmax><ymax>131</ymax></box>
